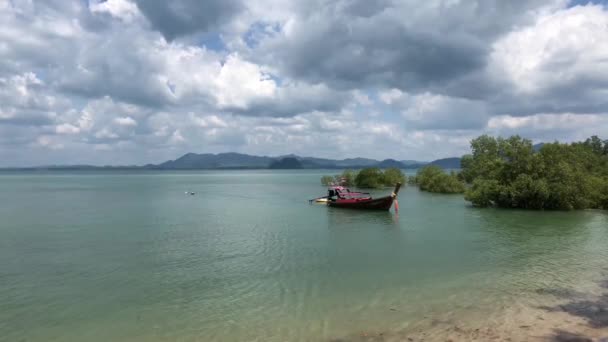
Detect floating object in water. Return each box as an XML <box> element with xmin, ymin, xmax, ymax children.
<box><xmin>185</xmin><ymin>191</ymin><xmax>195</xmax><ymax>195</ymax></box>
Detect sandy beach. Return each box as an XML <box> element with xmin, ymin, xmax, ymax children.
<box><xmin>332</xmin><ymin>276</ymin><xmax>608</xmax><ymax>342</ymax></box>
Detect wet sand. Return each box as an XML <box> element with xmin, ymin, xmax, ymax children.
<box><xmin>331</xmin><ymin>276</ymin><xmax>608</xmax><ymax>342</ymax></box>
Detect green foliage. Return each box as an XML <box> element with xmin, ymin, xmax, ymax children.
<box><xmin>321</xmin><ymin>175</ymin><xmax>335</xmax><ymax>186</ymax></box>
<box><xmin>320</xmin><ymin>170</ymin><xmax>358</xmax><ymax>186</ymax></box>
<box><xmin>584</xmin><ymin>135</ymin><xmax>608</xmax><ymax>156</ymax></box>
<box><xmin>464</xmin><ymin>179</ymin><xmax>502</xmax><ymax>207</ymax></box>
<box><xmin>341</xmin><ymin>169</ymin><xmax>357</xmax><ymax>186</ymax></box>
<box><xmin>415</xmin><ymin>165</ymin><xmax>465</xmax><ymax>194</ymax></box>
<box><xmin>382</xmin><ymin>167</ymin><xmax>406</xmax><ymax>186</ymax></box>
<box><xmin>355</xmin><ymin>168</ymin><xmax>384</xmax><ymax>188</ymax></box>
<box><xmin>459</xmin><ymin>154</ymin><xmax>474</xmax><ymax>183</ymax></box>
<box><xmin>462</xmin><ymin>135</ymin><xmax>608</xmax><ymax>210</ymax></box>
<box><xmin>407</xmin><ymin>175</ymin><xmax>418</xmax><ymax>185</ymax></box>
<box><xmin>322</xmin><ymin>168</ymin><xmax>404</xmax><ymax>188</ymax></box>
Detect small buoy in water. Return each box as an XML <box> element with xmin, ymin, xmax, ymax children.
<box><xmin>185</xmin><ymin>191</ymin><xmax>195</xmax><ymax>195</ymax></box>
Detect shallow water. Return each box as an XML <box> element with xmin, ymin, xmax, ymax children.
<box><xmin>1</xmin><ymin>170</ymin><xmax>607</xmax><ymax>341</ymax></box>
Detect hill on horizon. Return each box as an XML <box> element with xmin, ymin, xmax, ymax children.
<box><xmin>269</xmin><ymin>157</ymin><xmax>303</xmax><ymax>169</ymax></box>
<box><xmin>427</xmin><ymin>157</ymin><xmax>462</xmax><ymax>169</ymax></box>
<box><xmin>149</xmin><ymin>152</ymin><xmax>459</xmax><ymax>170</ymax></box>
<box><xmin>2</xmin><ymin>152</ymin><xmax>461</xmax><ymax>170</ymax></box>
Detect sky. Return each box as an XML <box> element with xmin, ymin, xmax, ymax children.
<box><xmin>1</xmin><ymin>0</ymin><xmax>608</xmax><ymax>166</ymax></box>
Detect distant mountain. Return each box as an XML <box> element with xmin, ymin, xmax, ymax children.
<box><xmin>4</xmin><ymin>153</ymin><xmax>461</xmax><ymax>170</ymax></box>
<box><xmin>428</xmin><ymin>157</ymin><xmax>461</xmax><ymax>169</ymax></box>
<box><xmin>377</xmin><ymin>159</ymin><xmax>407</xmax><ymax>168</ymax></box>
<box><xmin>297</xmin><ymin>157</ymin><xmax>341</xmax><ymax>168</ymax></box>
<box><xmin>269</xmin><ymin>157</ymin><xmax>303</xmax><ymax>169</ymax></box>
<box><xmin>156</xmin><ymin>152</ymin><xmax>273</xmax><ymax>169</ymax></box>
<box><xmin>533</xmin><ymin>143</ymin><xmax>545</xmax><ymax>152</ymax></box>
<box><xmin>152</xmin><ymin>153</ymin><xmax>461</xmax><ymax>170</ymax></box>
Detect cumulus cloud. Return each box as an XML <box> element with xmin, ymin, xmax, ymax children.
<box><xmin>489</xmin><ymin>4</ymin><xmax>608</xmax><ymax>115</ymax></box>
<box><xmin>89</xmin><ymin>0</ymin><xmax>140</xmax><ymax>22</ymax></box>
<box><xmin>114</xmin><ymin>117</ymin><xmax>137</xmax><ymax>127</ymax></box>
<box><xmin>1</xmin><ymin>0</ymin><xmax>608</xmax><ymax>166</ymax></box>
<box><xmin>486</xmin><ymin>113</ymin><xmax>608</xmax><ymax>142</ymax></box>
<box><xmin>133</xmin><ymin>0</ymin><xmax>243</xmax><ymax>40</ymax></box>
<box><xmin>213</xmin><ymin>54</ymin><xmax>276</xmax><ymax>109</ymax></box>
<box><xmin>55</xmin><ymin>123</ymin><xmax>80</xmax><ymax>135</ymax></box>
<box><xmin>246</xmin><ymin>0</ymin><xmax>564</xmax><ymax>92</ymax></box>
<box><xmin>379</xmin><ymin>90</ymin><xmax>488</xmax><ymax>130</ymax></box>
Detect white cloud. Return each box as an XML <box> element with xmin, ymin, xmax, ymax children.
<box><xmin>383</xmin><ymin>91</ymin><xmax>488</xmax><ymax>130</ymax></box>
<box><xmin>319</xmin><ymin>117</ymin><xmax>346</xmax><ymax>131</ymax></box>
<box><xmin>491</xmin><ymin>4</ymin><xmax>608</xmax><ymax>95</ymax></box>
<box><xmin>0</xmin><ymin>72</ymin><xmax>56</xmax><ymax>111</ymax></box>
<box><xmin>213</xmin><ymin>54</ymin><xmax>276</xmax><ymax>109</ymax></box>
<box><xmin>89</xmin><ymin>0</ymin><xmax>141</xmax><ymax>22</ymax></box>
<box><xmin>93</xmin><ymin>144</ymin><xmax>112</xmax><ymax>151</ymax></box>
<box><xmin>169</xmin><ymin>129</ymin><xmax>185</xmax><ymax>144</ymax></box>
<box><xmin>76</xmin><ymin>97</ymin><xmax>135</xmax><ymax>132</ymax></box>
<box><xmin>190</xmin><ymin>114</ymin><xmax>229</xmax><ymax>128</ymax></box>
<box><xmin>94</xmin><ymin>128</ymin><xmax>119</xmax><ymax>140</ymax></box>
<box><xmin>379</xmin><ymin>89</ymin><xmax>404</xmax><ymax>105</ymax></box>
<box><xmin>352</xmin><ymin>90</ymin><xmax>372</xmax><ymax>106</ymax></box>
<box><xmin>114</xmin><ymin>116</ymin><xmax>137</xmax><ymax>126</ymax></box>
<box><xmin>36</xmin><ymin>136</ymin><xmax>64</xmax><ymax>150</ymax></box>
<box><xmin>55</xmin><ymin>123</ymin><xmax>80</xmax><ymax>135</ymax></box>
<box><xmin>487</xmin><ymin>113</ymin><xmax>608</xmax><ymax>137</ymax></box>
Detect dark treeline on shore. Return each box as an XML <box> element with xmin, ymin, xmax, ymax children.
<box><xmin>321</xmin><ymin>135</ymin><xmax>608</xmax><ymax>211</ymax></box>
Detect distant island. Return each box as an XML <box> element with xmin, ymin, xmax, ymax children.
<box><xmin>2</xmin><ymin>153</ymin><xmax>462</xmax><ymax>170</ymax></box>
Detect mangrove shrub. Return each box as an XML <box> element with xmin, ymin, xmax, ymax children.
<box><xmin>462</xmin><ymin>135</ymin><xmax>608</xmax><ymax>210</ymax></box>
<box><xmin>321</xmin><ymin>169</ymin><xmax>357</xmax><ymax>187</ymax></box>
<box><xmin>321</xmin><ymin>168</ymin><xmax>405</xmax><ymax>188</ymax></box>
<box><xmin>355</xmin><ymin>168</ymin><xmax>384</xmax><ymax>188</ymax></box>
<box><xmin>382</xmin><ymin>168</ymin><xmax>407</xmax><ymax>187</ymax></box>
<box><xmin>414</xmin><ymin>165</ymin><xmax>465</xmax><ymax>194</ymax></box>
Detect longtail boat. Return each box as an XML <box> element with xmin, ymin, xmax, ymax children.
<box><xmin>325</xmin><ymin>183</ymin><xmax>401</xmax><ymax>211</ymax></box>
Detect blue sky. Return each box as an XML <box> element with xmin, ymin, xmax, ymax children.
<box><xmin>1</xmin><ymin>0</ymin><xmax>608</xmax><ymax>166</ymax></box>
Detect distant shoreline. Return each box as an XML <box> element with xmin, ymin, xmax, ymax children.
<box><xmin>0</xmin><ymin>153</ymin><xmax>462</xmax><ymax>171</ymax></box>
<box><xmin>0</xmin><ymin>166</ymin><xmax>440</xmax><ymax>171</ymax></box>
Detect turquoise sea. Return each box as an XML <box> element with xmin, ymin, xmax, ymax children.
<box><xmin>1</xmin><ymin>170</ymin><xmax>607</xmax><ymax>341</ymax></box>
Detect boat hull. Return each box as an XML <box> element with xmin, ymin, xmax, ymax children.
<box><xmin>327</xmin><ymin>195</ymin><xmax>395</xmax><ymax>211</ymax></box>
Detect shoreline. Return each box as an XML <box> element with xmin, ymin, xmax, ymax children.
<box><xmin>331</xmin><ymin>276</ymin><xmax>608</xmax><ymax>342</ymax></box>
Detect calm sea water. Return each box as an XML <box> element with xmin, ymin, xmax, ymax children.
<box><xmin>1</xmin><ymin>170</ymin><xmax>607</xmax><ymax>341</ymax></box>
